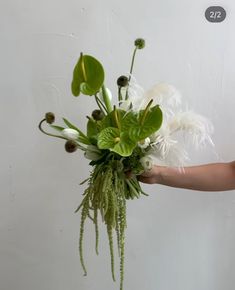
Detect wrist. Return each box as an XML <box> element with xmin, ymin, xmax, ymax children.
<box><xmin>151</xmin><ymin>165</ymin><xmax>164</xmax><ymax>184</ymax></box>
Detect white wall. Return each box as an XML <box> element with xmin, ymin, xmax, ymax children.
<box><xmin>1</xmin><ymin>0</ymin><xmax>235</xmax><ymax>290</ymax></box>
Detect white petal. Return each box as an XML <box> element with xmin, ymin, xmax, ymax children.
<box><xmin>140</xmin><ymin>155</ymin><xmax>154</xmax><ymax>170</ymax></box>
<box><xmin>138</xmin><ymin>137</ymin><xmax>151</xmax><ymax>149</ymax></box>
<box><xmin>84</xmin><ymin>145</ymin><xmax>102</xmax><ymax>161</ymax></box>
<box><xmin>62</xmin><ymin>128</ymin><xmax>79</xmax><ymax>140</ymax></box>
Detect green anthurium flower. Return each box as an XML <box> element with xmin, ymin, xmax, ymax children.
<box><xmin>97</xmin><ymin>127</ymin><xmax>136</xmax><ymax>157</ymax></box>
<box><xmin>71</xmin><ymin>53</ymin><xmax>105</xmax><ymax>96</ymax></box>
<box><xmin>121</xmin><ymin>104</ymin><xmax>163</xmax><ymax>142</ymax></box>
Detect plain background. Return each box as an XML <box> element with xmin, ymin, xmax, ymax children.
<box><xmin>1</xmin><ymin>0</ymin><xmax>235</xmax><ymax>290</ymax></box>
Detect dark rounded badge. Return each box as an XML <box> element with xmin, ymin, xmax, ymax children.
<box><xmin>205</xmin><ymin>6</ymin><xmax>226</xmax><ymax>23</ymax></box>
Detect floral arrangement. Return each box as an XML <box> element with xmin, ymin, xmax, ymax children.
<box><xmin>39</xmin><ymin>38</ymin><xmax>213</xmax><ymax>290</ymax></box>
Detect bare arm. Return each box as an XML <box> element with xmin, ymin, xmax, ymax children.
<box><xmin>138</xmin><ymin>161</ymin><xmax>235</xmax><ymax>191</ymax></box>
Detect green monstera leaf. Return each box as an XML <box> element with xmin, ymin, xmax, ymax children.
<box><xmin>71</xmin><ymin>54</ymin><xmax>105</xmax><ymax>96</ymax></box>
<box><xmin>97</xmin><ymin>127</ymin><xmax>136</xmax><ymax>157</ymax></box>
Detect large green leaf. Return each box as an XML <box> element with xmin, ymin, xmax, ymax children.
<box><xmin>71</xmin><ymin>54</ymin><xmax>105</xmax><ymax>96</ymax></box>
<box><xmin>97</xmin><ymin>127</ymin><xmax>136</xmax><ymax>157</ymax></box>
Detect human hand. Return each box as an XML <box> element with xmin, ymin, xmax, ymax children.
<box><xmin>137</xmin><ymin>166</ymin><xmax>160</xmax><ymax>184</ymax></box>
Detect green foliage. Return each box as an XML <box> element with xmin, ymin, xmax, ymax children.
<box><xmin>76</xmin><ymin>159</ymin><xmax>146</xmax><ymax>290</ymax></box>
<box><xmin>50</xmin><ymin>125</ymin><xmax>65</xmax><ymax>131</ymax></box>
<box><xmin>71</xmin><ymin>54</ymin><xmax>105</xmax><ymax>96</ymax></box>
<box><xmin>86</xmin><ymin>119</ymin><xmax>99</xmax><ymax>138</ymax></box>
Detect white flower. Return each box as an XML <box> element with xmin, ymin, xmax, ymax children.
<box><xmin>62</xmin><ymin>128</ymin><xmax>79</xmax><ymax>140</ymax></box>
<box><xmin>84</xmin><ymin>145</ymin><xmax>102</xmax><ymax>161</ymax></box>
<box><xmin>138</xmin><ymin>137</ymin><xmax>151</xmax><ymax>149</ymax></box>
<box><xmin>140</xmin><ymin>155</ymin><xmax>154</xmax><ymax>171</ymax></box>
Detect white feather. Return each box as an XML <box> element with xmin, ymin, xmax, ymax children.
<box><xmin>167</xmin><ymin>111</ymin><xmax>214</xmax><ymax>148</ymax></box>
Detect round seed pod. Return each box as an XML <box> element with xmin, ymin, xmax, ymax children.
<box><xmin>65</xmin><ymin>140</ymin><xmax>77</xmax><ymax>153</ymax></box>
<box><xmin>45</xmin><ymin>112</ymin><xmax>55</xmax><ymax>124</ymax></box>
<box><xmin>134</xmin><ymin>38</ymin><xmax>145</xmax><ymax>49</ymax></box>
<box><xmin>117</xmin><ymin>75</ymin><xmax>128</xmax><ymax>87</ymax></box>
<box><xmin>92</xmin><ymin>109</ymin><xmax>104</xmax><ymax>121</ymax></box>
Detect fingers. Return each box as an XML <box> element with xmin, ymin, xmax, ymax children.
<box><xmin>124</xmin><ymin>170</ymin><xmax>133</xmax><ymax>179</ymax></box>
<box><xmin>125</xmin><ymin>168</ymin><xmax>156</xmax><ymax>184</ymax></box>
<box><xmin>137</xmin><ymin>175</ymin><xmax>155</xmax><ymax>184</ymax></box>
<box><xmin>140</xmin><ymin>170</ymin><xmax>152</xmax><ymax>177</ymax></box>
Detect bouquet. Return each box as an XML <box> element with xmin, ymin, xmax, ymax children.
<box><xmin>39</xmin><ymin>38</ymin><xmax>213</xmax><ymax>290</ymax></box>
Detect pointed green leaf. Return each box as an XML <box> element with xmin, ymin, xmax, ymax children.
<box><xmin>50</xmin><ymin>125</ymin><xmax>65</xmax><ymax>131</ymax></box>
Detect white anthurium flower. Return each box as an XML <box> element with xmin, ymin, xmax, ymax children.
<box><xmin>62</xmin><ymin>128</ymin><xmax>79</xmax><ymax>140</ymax></box>
<box><xmin>138</xmin><ymin>137</ymin><xmax>151</xmax><ymax>149</ymax></box>
<box><xmin>84</xmin><ymin>145</ymin><xmax>102</xmax><ymax>161</ymax></box>
<box><xmin>140</xmin><ymin>155</ymin><xmax>154</xmax><ymax>171</ymax></box>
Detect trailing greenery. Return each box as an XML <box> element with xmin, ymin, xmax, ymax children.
<box><xmin>75</xmin><ymin>155</ymin><xmax>146</xmax><ymax>290</ymax></box>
